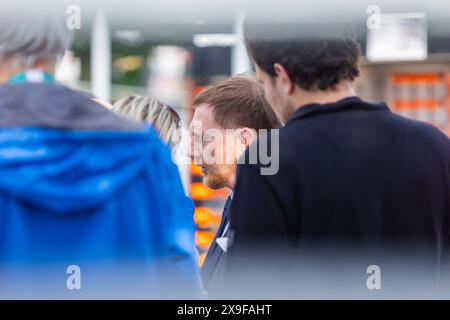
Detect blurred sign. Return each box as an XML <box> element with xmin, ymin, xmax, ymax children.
<box><xmin>367</xmin><ymin>12</ymin><xmax>427</xmax><ymax>62</ymax></box>
<box><xmin>190</xmin><ymin>46</ymin><xmax>231</xmax><ymax>84</ymax></box>
<box><xmin>193</xmin><ymin>34</ymin><xmax>238</xmax><ymax>47</ymax></box>
<box><xmin>147</xmin><ymin>45</ymin><xmax>189</xmax><ymax>108</ymax></box>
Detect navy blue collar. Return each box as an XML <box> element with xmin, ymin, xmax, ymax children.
<box><xmin>286</xmin><ymin>96</ymin><xmax>390</xmax><ymax>125</ymax></box>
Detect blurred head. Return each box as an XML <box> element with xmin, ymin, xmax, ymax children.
<box><xmin>243</xmin><ymin>20</ymin><xmax>360</xmax><ymax>122</ymax></box>
<box><xmin>112</xmin><ymin>95</ymin><xmax>182</xmax><ymax>148</ymax></box>
<box><xmin>189</xmin><ymin>74</ymin><xmax>281</xmax><ymax>190</ymax></box>
<box><xmin>0</xmin><ymin>8</ymin><xmax>73</xmax><ymax>82</ymax></box>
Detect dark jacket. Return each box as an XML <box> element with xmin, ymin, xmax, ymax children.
<box><xmin>201</xmin><ymin>196</ymin><xmax>232</xmax><ymax>295</ymax></box>
<box><xmin>227</xmin><ymin>97</ymin><xmax>450</xmax><ymax>298</ymax></box>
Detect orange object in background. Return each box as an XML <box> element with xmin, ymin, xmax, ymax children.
<box><xmin>447</xmin><ymin>74</ymin><xmax>450</xmax><ymax>136</ymax></box>
<box><xmin>190</xmin><ymin>182</ymin><xmax>229</xmax><ymax>201</ymax></box>
<box><xmin>390</xmin><ymin>73</ymin><xmax>447</xmax><ymax>130</ymax></box>
<box><xmin>193</xmin><ymin>86</ymin><xmax>207</xmax><ymax>98</ymax></box>
<box><xmin>191</xmin><ymin>163</ymin><xmax>202</xmax><ymax>176</ymax></box>
<box><xmin>194</xmin><ymin>206</ymin><xmax>221</xmax><ymax>229</ymax></box>
<box><xmin>198</xmin><ymin>252</ymin><xmax>207</xmax><ymax>268</ymax></box>
<box><xmin>196</xmin><ymin>230</ymin><xmax>215</xmax><ymax>249</ymax></box>
<box><xmin>392</xmin><ymin>73</ymin><xmax>440</xmax><ymax>84</ymax></box>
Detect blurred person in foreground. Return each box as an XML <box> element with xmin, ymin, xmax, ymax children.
<box><xmin>112</xmin><ymin>95</ymin><xmax>189</xmax><ymax>193</ymax></box>
<box><xmin>188</xmin><ymin>74</ymin><xmax>281</xmax><ymax>296</ymax></box>
<box><xmin>0</xmin><ymin>8</ymin><xmax>201</xmax><ymax>299</ymax></box>
<box><xmin>225</xmin><ymin>19</ymin><xmax>450</xmax><ymax>299</ymax></box>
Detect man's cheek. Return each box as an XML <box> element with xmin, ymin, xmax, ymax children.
<box><xmin>202</xmin><ymin>143</ymin><xmax>217</xmax><ymax>165</ymax></box>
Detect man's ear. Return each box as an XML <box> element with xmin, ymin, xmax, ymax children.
<box><xmin>273</xmin><ymin>63</ymin><xmax>294</xmax><ymax>95</ymax></box>
<box><xmin>238</xmin><ymin>127</ymin><xmax>258</xmax><ymax>149</ymax></box>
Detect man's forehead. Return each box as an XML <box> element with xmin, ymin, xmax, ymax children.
<box><xmin>191</xmin><ymin>103</ymin><xmax>219</xmax><ymax>131</ymax></box>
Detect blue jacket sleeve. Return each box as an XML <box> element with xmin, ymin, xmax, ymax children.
<box><xmin>143</xmin><ymin>138</ymin><xmax>203</xmax><ymax>298</ymax></box>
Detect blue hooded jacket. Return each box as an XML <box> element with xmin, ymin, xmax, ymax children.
<box><xmin>0</xmin><ymin>83</ymin><xmax>202</xmax><ymax>299</ymax></box>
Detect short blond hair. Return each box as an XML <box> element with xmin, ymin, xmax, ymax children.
<box><xmin>112</xmin><ymin>95</ymin><xmax>181</xmax><ymax>148</ymax></box>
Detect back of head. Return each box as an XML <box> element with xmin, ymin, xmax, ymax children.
<box><xmin>193</xmin><ymin>73</ymin><xmax>281</xmax><ymax>131</ymax></box>
<box><xmin>0</xmin><ymin>3</ymin><xmax>73</xmax><ymax>70</ymax></box>
<box><xmin>112</xmin><ymin>96</ymin><xmax>182</xmax><ymax>148</ymax></box>
<box><xmin>243</xmin><ymin>18</ymin><xmax>360</xmax><ymax>91</ymax></box>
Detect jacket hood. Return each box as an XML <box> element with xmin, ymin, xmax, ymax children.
<box><xmin>0</xmin><ymin>127</ymin><xmax>162</xmax><ymax>212</ymax></box>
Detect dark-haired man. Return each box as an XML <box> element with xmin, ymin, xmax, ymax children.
<box><xmin>226</xmin><ymin>21</ymin><xmax>450</xmax><ymax>298</ymax></box>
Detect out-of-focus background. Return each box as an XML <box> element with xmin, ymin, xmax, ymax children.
<box><xmin>5</xmin><ymin>0</ymin><xmax>450</xmax><ymax>266</ymax></box>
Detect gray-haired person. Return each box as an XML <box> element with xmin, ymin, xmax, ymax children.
<box><xmin>0</xmin><ymin>6</ymin><xmax>201</xmax><ymax>299</ymax></box>
<box><xmin>113</xmin><ymin>95</ymin><xmax>182</xmax><ymax>149</ymax></box>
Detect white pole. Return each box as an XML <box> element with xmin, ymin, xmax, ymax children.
<box><xmin>231</xmin><ymin>11</ymin><xmax>251</xmax><ymax>75</ymax></box>
<box><xmin>91</xmin><ymin>11</ymin><xmax>111</xmax><ymax>102</ymax></box>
